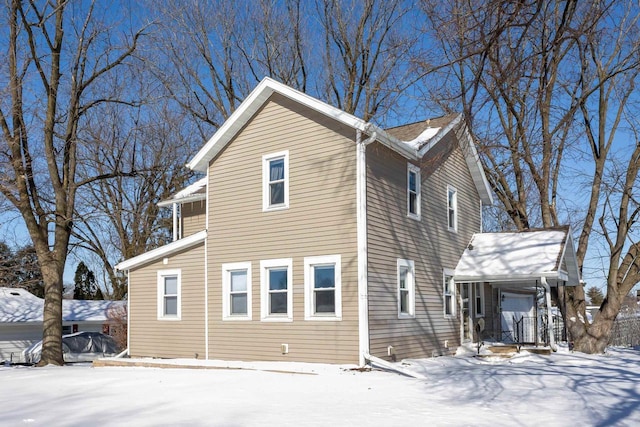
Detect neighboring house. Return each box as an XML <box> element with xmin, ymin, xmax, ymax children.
<box><xmin>116</xmin><ymin>78</ymin><xmax>580</xmax><ymax>365</ymax></box>
<box><xmin>0</xmin><ymin>287</ymin><xmax>124</xmax><ymax>363</ymax></box>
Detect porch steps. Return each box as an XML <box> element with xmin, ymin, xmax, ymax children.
<box><xmin>478</xmin><ymin>345</ymin><xmax>552</xmax><ymax>358</ymax></box>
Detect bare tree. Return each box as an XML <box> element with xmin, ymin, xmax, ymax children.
<box><xmin>72</xmin><ymin>99</ymin><xmax>195</xmax><ymax>300</ymax></box>
<box><xmin>0</xmin><ymin>0</ymin><xmax>146</xmax><ymax>365</ymax></box>
<box><xmin>150</xmin><ymin>0</ymin><xmax>421</xmax><ymax>131</ymax></box>
<box><xmin>316</xmin><ymin>0</ymin><xmax>420</xmax><ymax>121</ymax></box>
<box><xmin>422</xmin><ymin>0</ymin><xmax>640</xmax><ymax>352</ymax></box>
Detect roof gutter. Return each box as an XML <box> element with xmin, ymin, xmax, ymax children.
<box><xmin>357</xmin><ymin>129</ymin><xmax>376</xmax><ymax>367</ymax></box>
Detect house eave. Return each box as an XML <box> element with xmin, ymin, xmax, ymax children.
<box><xmin>157</xmin><ymin>193</ymin><xmax>206</xmax><ymax>207</ymax></box>
<box><xmin>453</xmin><ymin>272</ymin><xmax>572</xmax><ymax>285</ymax></box>
<box><xmin>115</xmin><ymin>230</ymin><xmax>207</xmax><ymax>271</ymax></box>
<box><xmin>187</xmin><ymin>78</ymin><xmax>424</xmax><ymax>173</ymax></box>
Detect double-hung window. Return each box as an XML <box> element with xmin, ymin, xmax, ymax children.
<box><xmin>222</xmin><ymin>262</ymin><xmax>252</xmax><ymax>320</ymax></box>
<box><xmin>443</xmin><ymin>269</ymin><xmax>456</xmax><ymax>318</ymax></box>
<box><xmin>304</xmin><ymin>255</ymin><xmax>342</xmax><ymax>321</ymax></box>
<box><xmin>447</xmin><ymin>185</ymin><xmax>457</xmax><ymax>232</ymax></box>
<box><xmin>397</xmin><ymin>259</ymin><xmax>415</xmax><ymax>318</ymax></box>
<box><xmin>263</xmin><ymin>151</ymin><xmax>289</xmax><ymax>211</ymax></box>
<box><xmin>407</xmin><ymin>164</ymin><xmax>421</xmax><ymax>220</ymax></box>
<box><xmin>260</xmin><ymin>259</ymin><xmax>293</xmax><ymax>321</ymax></box>
<box><xmin>157</xmin><ymin>270</ymin><xmax>181</xmax><ymax>320</ymax></box>
<box><xmin>474</xmin><ymin>283</ymin><xmax>485</xmax><ymax>317</ymax></box>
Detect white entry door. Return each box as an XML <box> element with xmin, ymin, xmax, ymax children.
<box><xmin>500</xmin><ymin>292</ymin><xmax>535</xmax><ymax>343</ymax></box>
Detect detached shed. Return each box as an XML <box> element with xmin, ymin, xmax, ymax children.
<box><xmin>454</xmin><ymin>227</ymin><xmax>581</xmax><ymax>348</ymax></box>
<box><xmin>0</xmin><ymin>287</ymin><xmax>125</xmax><ymax>363</ymax></box>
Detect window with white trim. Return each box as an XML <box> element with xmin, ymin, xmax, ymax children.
<box><xmin>397</xmin><ymin>259</ymin><xmax>415</xmax><ymax>318</ymax></box>
<box><xmin>407</xmin><ymin>163</ymin><xmax>421</xmax><ymax>219</ymax></box>
<box><xmin>474</xmin><ymin>282</ymin><xmax>485</xmax><ymax>317</ymax></box>
<box><xmin>222</xmin><ymin>262</ymin><xmax>252</xmax><ymax>320</ymax></box>
<box><xmin>447</xmin><ymin>185</ymin><xmax>457</xmax><ymax>231</ymax></box>
<box><xmin>157</xmin><ymin>270</ymin><xmax>181</xmax><ymax>320</ymax></box>
<box><xmin>262</xmin><ymin>151</ymin><xmax>289</xmax><ymax>211</ymax></box>
<box><xmin>260</xmin><ymin>258</ymin><xmax>293</xmax><ymax>321</ymax></box>
<box><xmin>304</xmin><ymin>255</ymin><xmax>342</xmax><ymax>321</ymax></box>
<box><xmin>443</xmin><ymin>270</ymin><xmax>456</xmax><ymax>318</ymax></box>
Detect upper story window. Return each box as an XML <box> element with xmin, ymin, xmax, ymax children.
<box><xmin>447</xmin><ymin>185</ymin><xmax>458</xmax><ymax>232</ymax></box>
<box><xmin>260</xmin><ymin>258</ymin><xmax>293</xmax><ymax>321</ymax></box>
<box><xmin>443</xmin><ymin>269</ymin><xmax>456</xmax><ymax>318</ymax></box>
<box><xmin>263</xmin><ymin>151</ymin><xmax>289</xmax><ymax>211</ymax></box>
<box><xmin>407</xmin><ymin>164</ymin><xmax>421</xmax><ymax>220</ymax></box>
<box><xmin>157</xmin><ymin>270</ymin><xmax>181</xmax><ymax>320</ymax></box>
<box><xmin>304</xmin><ymin>255</ymin><xmax>342</xmax><ymax>321</ymax></box>
<box><xmin>222</xmin><ymin>262</ymin><xmax>252</xmax><ymax>321</ymax></box>
<box><xmin>397</xmin><ymin>259</ymin><xmax>415</xmax><ymax>318</ymax></box>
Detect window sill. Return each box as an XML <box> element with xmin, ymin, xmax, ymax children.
<box><xmin>447</xmin><ymin>227</ymin><xmax>458</xmax><ymax>233</ymax></box>
<box><xmin>261</xmin><ymin>316</ymin><xmax>293</xmax><ymax>323</ymax></box>
<box><xmin>407</xmin><ymin>213</ymin><xmax>421</xmax><ymax>221</ymax></box>
<box><xmin>263</xmin><ymin>204</ymin><xmax>289</xmax><ymax>212</ymax></box>
<box><xmin>157</xmin><ymin>316</ymin><xmax>181</xmax><ymax>321</ymax></box>
<box><xmin>222</xmin><ymin>316</ymin><xmax>252</xmax><ymax>321</ymax></box>
<box><xmin>304</xmin><ymin>315</ymin><xmax>342</xmax><ymax>321</ymax></box>
<box><xmin>398</xmin><ymin>313</ymin><xmax>415</xmax><ymax>320</ymax></box>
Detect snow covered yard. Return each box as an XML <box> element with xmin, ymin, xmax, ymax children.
<box><xmin>1</xmin><ymin>345</ymin><xmax>639</xmax><ymax>426</ymax></box>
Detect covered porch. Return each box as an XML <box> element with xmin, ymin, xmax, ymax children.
<box><xmin>454</xmin><ymin>227</ymin><xmax>581</xmax><ymax>350</ymax></box>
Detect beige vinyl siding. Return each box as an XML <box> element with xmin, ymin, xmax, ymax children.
<box><xmin>128</xmin><ymin>244</ymin><xmax>206</xmax><ymax>359</ymax></box>
<box><xmin>207</xmin><ymin>93</ymin><xmax>359</xmax><ymax>364</ymax></box>
<box><xmin>366</xmin><ymin>129</ymin><xmax>482</xmax><ymax>361</ymax></box>
<box><xmin>181</xmin><ymin>200</ymin><xmax>206</xmax><ymax>237</ymax></box>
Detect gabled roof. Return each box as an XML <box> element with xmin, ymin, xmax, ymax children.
<box><xmin>454</xmin><ymin>227</ymin><xmax>581</xmax><ymax>285</ymax></box>
<box><xmin>157</xmin><ymin>177</ymin><xmax>207</xmax><ymax>207</ymax></box>
<box><xmin>114</xmin><ymin>230</ymin><xmax>207</xmax><ymax>271</ymax></box>
<box><xmin>185</xmin><ymin>77</ymin><xmax>492</xmax><ymax>205</ymax></box>
<box><xmin>0</xmin><ymin>287</ymin><xmax>124</xmax><ymax>324</ymax></box>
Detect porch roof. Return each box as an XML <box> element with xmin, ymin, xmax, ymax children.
<box><xmin>454</xmin><ymin>227</ymin><xmax>581</xmax><ymax>286</ymax></box>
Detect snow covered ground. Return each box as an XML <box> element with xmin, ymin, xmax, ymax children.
<box><xmin>1</xmin><ymin>344</ymin><xmax>639</xmax><ymax>426</ymax></box>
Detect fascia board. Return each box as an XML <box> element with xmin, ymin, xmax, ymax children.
<box><xmin>453</xmin><ymin>272</ymin><xmax>562</xmax><ymax>283</ymax></box>
<box><xmin>115</xmin><ymin>230</ymin><xmax>207</xmax><ymax>271</ymax></box>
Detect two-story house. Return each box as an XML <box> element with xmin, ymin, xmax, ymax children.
<box><xmin>116</xmin><ymin>78</ymin><xmax>579</xmax><ymax>365</ymax></box>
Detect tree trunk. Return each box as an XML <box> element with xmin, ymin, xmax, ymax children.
<box><xmin>37</xmin><ymin>260</ymin><xmax>64</xmax><ymax>366</ymax></box>
<box><xmin>564</xmin><ymin>284</ymin><xmax>627</xmax><ymax>354</ymax></box>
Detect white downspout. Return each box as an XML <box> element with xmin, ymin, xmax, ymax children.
<box><xmin>204</xmin><ymin>170</ymin><xmax>210</xmax><ymax>360</ymax></box>
<box><xmin>126</xmin><ymin>269</ymin><xmax>131</xmax><ymax>356</ymax></box>
<box><xmin>172</xmin><ymin>202</ymin><xmax>178</xmax><ymax>241</ymax></box>
<box><xmin>540</xmin><ymin>276</ymin><xmax>557</xmax><ymax>352</ymax></box>
<box><xmin>357</xmin><ymin>129</ymin><xmax>377</xmax><ymax>366</ymax></box>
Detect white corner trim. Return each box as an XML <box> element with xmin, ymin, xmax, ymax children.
<box><xmin>115</xmin><ymin>230</ymin><xmax>207</xmax><ymax>271</ymax></box>
<box><xmin>356</xmin><ymin>129</ymin><xmax>375</xmax><ymax>366</ymax></box>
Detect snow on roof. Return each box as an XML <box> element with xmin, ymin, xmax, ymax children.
<box><xmin>454</xmin><ymin>228</ymin><xmax>570</xmax><ymax>282</ymax></box>
<box><xmin>157</xmin><ymin>177</ymin><xmax>207</xmax><ymax>207</ymax></box>
<box><xmin>400</xmin><ymin>127</ymin><xmax>441</xmax><ymax>149</ymax></box>
<box><xmin>0</xmin><ymin>287</ymin><xmax>124</xmax><ymax>323</ymax></box>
